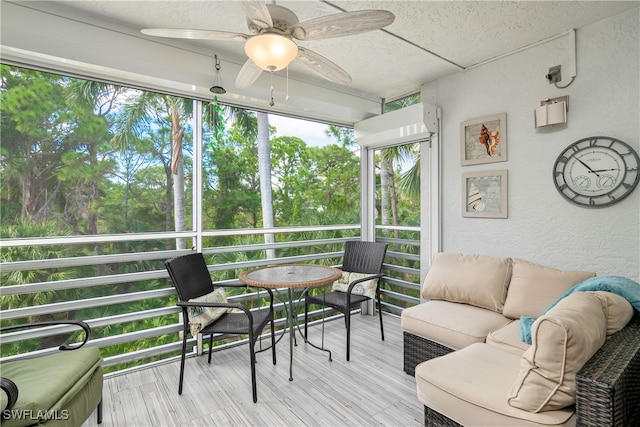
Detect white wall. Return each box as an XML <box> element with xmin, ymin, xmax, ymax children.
<box><xmin>429</xmin><ymin>8</ymin><xmax>639</xmax><ymax>279</ymax></box>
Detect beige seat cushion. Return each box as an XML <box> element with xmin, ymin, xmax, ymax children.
<box><xmin>487</xmin><ymin>320</ymin><xmax>530</xmax><ymax>356</ymax></box>
<box><xmin>508</xmin><ymin>292</ymin><xmax>607</xmax><ymax>412</ymax></box>
<box><xmin>422</xmin><ymin>253</ymin><xmax>512</xmax><ymax>313</ymax></box>
<box><xmin>502</xmin><ymin>259</ymin><xmax>595</xmax><ymax>319</ymax></box>
<box><xmin>416</xmin><ymin>343</ymin><xmax>575</xmax><ymax>426</ymax></box>
<box><xmin>401</xmin><ymin>300</ymin><xmax>512</xmax><ymax>350</ymax></box>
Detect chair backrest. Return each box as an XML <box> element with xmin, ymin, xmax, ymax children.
<box><xmin>165</xmin><ymin>252</ymin><xmax>215</xmax><ymax>301</ymax></box>
<box><xmin>341</xmin><ymin>241</ymin><xmax>388</xmax><ymax>275</ymax></box>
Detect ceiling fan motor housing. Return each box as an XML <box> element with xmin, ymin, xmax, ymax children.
<box><xmin>247</xmin><ymin>4</ymin><xmax>299</xmax><ymax>35</ymax></box>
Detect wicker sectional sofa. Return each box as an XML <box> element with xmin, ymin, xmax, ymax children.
<box><xmin>401</xmin><ymin>253</ymin><xmax>640</xmax><ymax>426</ymax></box>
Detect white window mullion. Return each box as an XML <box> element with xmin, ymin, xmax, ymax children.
<box><xmin>192</xmin><ymin>100</ymin><xmax>204</xmax><ymax>252</ymax></box>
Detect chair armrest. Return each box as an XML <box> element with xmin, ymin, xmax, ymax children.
<box><xmin>224</xmin><ymin>282</ymin><xmax>275</xmax><ymax>298</ymax></box>
<box><xmin>221</xmin><ymin>283</ymin><xmax>275</xmax><ymax>312</ymax></box>
<box><xmin>575</xmin><ymin>312</ymin><xmax>640</xmax><ymax>425</ymax></box>
<box><xmin>0</xmin><ymin>378</ymin><xmax>18</xmax><ymax>411</ymax></box>
<box><xmin>0</xmin><ymin>320</ymin><xmax>91</xmax><ymax>351</ymax></box>
<box><xmin>224</xmin><ymin>282</ymin><xmax>251</xmax><ymax>289</ymax></box>
<box><xmin>177</xmin><ymin>300</ymin><xmax>247</xmax><ymax>313</ymax></box>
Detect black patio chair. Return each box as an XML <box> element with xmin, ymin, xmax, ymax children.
<box><xmin>164</xmin><ymin>252</ymin><xmax>276</xmax><ymax>403</ymax></box>
<box><xmin>304</xmin><ymin>241</ymin><xmax>388</xmax><ymax>361</ymax></box>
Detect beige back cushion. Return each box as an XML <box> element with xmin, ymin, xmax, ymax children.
<box><xmin>422</xmin><ymin>253</ymin><xmax>512</xmax><ymax>313</ymax></box>
<box><xmin>502</xmin><ymin>259</ymin><xmax>595</xmax><ymax>319</ymax></box>
<box><xmin>507</xmin><ymin>292</ymin><xmax>607</xmax><ymax>412</ymax></box>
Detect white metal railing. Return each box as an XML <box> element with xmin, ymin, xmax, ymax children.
<box><xmin>0</xmin><ymin>225</ymin><xmax>420</xmax><ymax>375</ymax></box>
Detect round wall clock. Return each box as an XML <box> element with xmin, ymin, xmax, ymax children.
<box><xmin>553</xmin><ymin>136</ymin><xmax>640</xmax><ymax>207</ymax></box>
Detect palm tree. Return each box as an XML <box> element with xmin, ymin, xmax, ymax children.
<box><xmin>210</xmin><ymin>103</ymin><xmax>275</xmax><ymax>259</ymax></box>
<box><xmin>108</xmin><ymin>90</ymin><xmax>192</xmax><ymax>250</ymax></box>
<box><xmin>257</xmin><ymin>112</ymin><xmax>275</xmax><ymax>259</ymax></box>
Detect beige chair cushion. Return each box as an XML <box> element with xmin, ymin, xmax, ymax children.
<box><xmin>331</xmin><ymin>271</ymin><xmax>378</xmax><ymax>299</ymax></box>
<box><xmin>416</xmin><ymin>343</ymin><xmax>575</xmax><ymax>426</ymax></box>
<box><xmin>487</xmin><ymin>320</ymin><xmax>530</xmax><ymax>356</ymax></box>
<box><xmin>588</xmin><ymin>291</ymin><xmax>634</xmax><ymax>335</ymax></box>
<box><xmin>508</xmin><ymin>292</ymin><xmax>607</xmax><ymax>412</ymax></box>
<box><xmin>422</xmin><ymin>253</ymin><xmax>512</xmax><ymax>313</ymax></box>
<box><xmin>502</xmin><ymin>259</ymin><xmax>595</xmax><ymax>319</ymax></box>
<box><xmin>401</xmin><ymin>300</ymin><xmax>511</xmax><ymax>350</ymax></box>
<box><xmin>187</xmin><ymin>288</ymin><xmax>230</xmax><ymax>336</ymax></box>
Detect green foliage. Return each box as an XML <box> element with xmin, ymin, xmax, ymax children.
<box><xmin>384</xmin><ymin>93</ymin><xmax>421</xmax><ymax>113</ymax></box>
<box><xmin>1</xmin><ymin>64</ymin><xmax>421</xmax><ymax>371</ymax></box>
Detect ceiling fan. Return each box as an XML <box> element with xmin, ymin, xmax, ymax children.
<box><xmin>141</xmin><ymin>0</ymin><xmax>395</xmax><ymax>90</ymax></box>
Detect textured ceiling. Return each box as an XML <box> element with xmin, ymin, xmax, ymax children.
<box><xmin>14</xmin><ymin>0</ymin><xmax>639</xmax><ymax>101</ymax></box>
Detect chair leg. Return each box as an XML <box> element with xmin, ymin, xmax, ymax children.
<box><xmin>207</xmin><ymin>334</ymin><xmax>214</xmax><ymax>364</ymax></box>
<box><xmin>249</xmin><ymin>341</ymin><xmax>258</xmax><ymax>403</ymax></box>
<box><xmin>304</xmin><ymin>300</ymin><xmax>309</xmax><ymax>339</ymax></box>
<box><xmin>271</xmin><ymin>318</ymin><xmax>277</xmax><ymax>365</ymax></box>
<box><xmin>97</xmin><ymin>398</ymin><xmax>103</xmax><ymax>424</ymax></box>
<box><xmin>179</xmin><ymin>330</ymin><xmax>187</xmax><ymax>395</ymax></box>
<box><xmin>346</xmin><ymin>311</ymin><xmax>351</xmax><ymax>361</ymax></box>
<box><xmin>378</xmin><ymin>295</ymin><xmax>385</xmax><ymax>341</ymax></box>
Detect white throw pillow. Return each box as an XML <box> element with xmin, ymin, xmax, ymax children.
<box><xmin>331</xmin><ymin>271</ymin><xmax>379</xmax><ymax>299</ymax></box>
<box><xmin>187</xmin><ymin>288</ymin><xmax>230</xmax><ymax>336</ymax></box>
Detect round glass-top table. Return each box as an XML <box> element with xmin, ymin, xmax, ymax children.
<box><xmin>239</xmin><ymin>264</ymin><xmax>341</xmax><ymax>381</ymax></box>
<box><xmin>240</xmin><ymin>264</ymin><xmax>342</xmax><ymax>289</ymax></box>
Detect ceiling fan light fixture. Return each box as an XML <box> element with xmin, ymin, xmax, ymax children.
<box><xmin>244</xmin><ymin>33</ymin><xmax>298</xmax><ymax>72</ymax></box>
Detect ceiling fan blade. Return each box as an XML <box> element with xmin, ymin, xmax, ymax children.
<box><xmin>291</xmin><ymin>10</ymin><xmax>394</xmax><ymax>41</ymax></box>
<box><xmin>141</xmin><ymin>28</ymin><xmax>247</xmax><ymax>41</ymax></box>
<box><xmin>235</xmin><ymin>58</ymin><xmax>264</xmax><ymax>89</ymax></box>
<box><xmin>241</xmin><ymin>0</ymin><xmax>273</xmax><ymax>30</ymax></box>
<box><xmin>295</xmin><ymin>47</ymin><xmax>351</xmax><ymax>85</ymax></box>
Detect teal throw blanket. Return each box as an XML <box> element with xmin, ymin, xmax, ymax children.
<box><xmin>520</xmin><ymin>275</ymin><xmax>640</xmax><ymax>344</ymax></box>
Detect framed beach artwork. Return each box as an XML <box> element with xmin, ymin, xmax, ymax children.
<box><xmin>463</xmin><ymin>170</ymin><xmax>508</xmax><ymax>218</ymax></box>
<box><xmin>460</xmin><ymin>113</ymin><xmax>507</xmax><ymax>165</ymax></box>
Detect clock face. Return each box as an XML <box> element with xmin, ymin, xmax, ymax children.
<box><xmin>553</xmin><ymin>136</ymin><xmax>640</xmax><ymax>207</ymax></box>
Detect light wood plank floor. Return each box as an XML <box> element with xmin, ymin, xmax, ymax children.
<box><xmin>83</xmin><ymin>314</ymin><xmax>423</xmax><ymax>427</ymax></box>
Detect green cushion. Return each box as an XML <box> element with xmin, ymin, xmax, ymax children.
<box><xmin>1</xmin><ymin>347</ymin><xmax>102</xmax><ymax>427</ymax></box>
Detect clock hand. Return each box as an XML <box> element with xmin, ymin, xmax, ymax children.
<box><xmin>590</xmin><ymin>168</ymin><xmax>619</xmax><ymax>172</ymax></box>
<box><xmin>577</xmin><ymin>158</ymin><xmax>600</xmax><ymax>176</ymax></box>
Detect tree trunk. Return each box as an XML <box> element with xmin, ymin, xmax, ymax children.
<box><xmin>387</xmin><ymin>162</ymin><xmax>400</xmax><ymax>239</ymax></box>
<box><xmin>257</xmin><ymin>112</ymin><xmax>275</xmax><ymax>259</ymax></box>
<box><xmin>171</xmin><ymin>110</ymin><xmax>186</xmax><ymax>250</ymax></box>
<box><xmin>380</xmin><ymin>159</ymin><xmax>390</xmax><ymax>237</ymax></box>
<box><xmin>165</xmin><ymin>163</ymin><xmax>174</xmax><ymax>250</ymax></box>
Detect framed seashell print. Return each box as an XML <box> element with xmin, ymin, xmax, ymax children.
<box><xmin>461</xmin><ymin>113</ymin><xmax>507</xmax><ymax>165</ymax></box>
<box><xmin>462</xmin><ymin>170</ymin><xmax>508</xmax><ymax>218</ymax></box>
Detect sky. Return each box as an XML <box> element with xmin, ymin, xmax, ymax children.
<box><xmin>268</xmin><ymin>114</ymin><xmax>338</xmax><ymax>148</ymax></box>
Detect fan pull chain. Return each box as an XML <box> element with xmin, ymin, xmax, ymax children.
<box><xmin>286</xmin><ymin>66</ymin><xmax>290</xmax><ymax>101</ymax></box>
<box><xmin>269</xmin><ymin>73</ymin><xmax>275</xmax><ymax>107</ymax></box>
